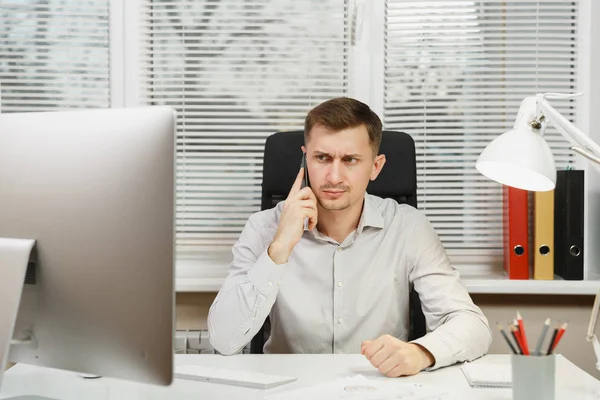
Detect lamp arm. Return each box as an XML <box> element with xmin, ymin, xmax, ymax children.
<box><xmin>585</xmin><ymin>253</ymin><xmax>600</xmax><ymax>374</ymax></box>
<box><xmin>571</xmin><ymin>146</ymin><xmax>600</xmax><ymax>165</ymax></box>
<box><xmin>589</xmin><ymin>333</ymin><xmax>600</xmax><ymax>372</ymax></box>
<box><xmin>589</xmin><ymin>290</ymin><xmax>600</xmax><ymax>372</ymax></box>
<box><xmin>537</xmin><ymin>94</ymin><xmax>600</xmax><ymax>371</ymax></box>
<box><xmin>536</xmin><ymin>94</ymin><xmax>600</xmax><ymax>167</ymax></box>
<box><xmin>588</xmin><ymin>289</ymin><xmax>600</xmax><ymax>341</ymax></box>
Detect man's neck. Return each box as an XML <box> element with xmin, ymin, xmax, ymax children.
<box><xmin>316</xmin><ymin>195</ymin><xmax>365</xmax><ymax>244</ymax></box>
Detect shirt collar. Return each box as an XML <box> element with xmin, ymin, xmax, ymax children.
<box><xmin>357</xmin><ymin>194</ymin><xmax>385</xmax><ymax>232</ymax></box>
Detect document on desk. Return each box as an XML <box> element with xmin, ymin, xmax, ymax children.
<box><xmin>265</xmin><ymin>375</ymin><xmax>455</xmax><ymax>400</ymax></box>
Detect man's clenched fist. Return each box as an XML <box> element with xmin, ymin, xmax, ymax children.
<box><xmin>361</xmin><ymin>334</ymin><xmax>435</xmax><ymax>377</ymax></box>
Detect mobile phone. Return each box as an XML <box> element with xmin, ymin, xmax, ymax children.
<box><xmin>300</xmin><ymin>153</ymin><xmax>310</xmax><ymax>188</ymax></box>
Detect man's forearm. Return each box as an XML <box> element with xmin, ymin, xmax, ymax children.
<box><xmin>267</xmin><ymin>240</ymin><xmax>292</xmax><ymax>265</ymax></box>
<box><xmin>208</xmin><ymin>249</ymin><xmax>286</xmax><ymax>355</ymax></box>
<box><xmin>411</xmin><ymin>312</ymin><xmax>492</xmax><ymax>370</ymax></box>
<box><xmin>208</xmin><ymin>285</ymin><xmax>275</xmax><ymax>355</ymax></box>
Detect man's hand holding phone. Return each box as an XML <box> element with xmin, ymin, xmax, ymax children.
<box><xmin>267</xmin><ymin>160</ymin><xmax>318</xmax><ymax>265</ymax></box>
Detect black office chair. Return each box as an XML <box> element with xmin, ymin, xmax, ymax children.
<box><xmin>250</xmin><ymin>130</ymin><xmax>426</xmax><ymax>354</ymax></box>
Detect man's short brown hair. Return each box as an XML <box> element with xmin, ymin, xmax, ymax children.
<box><xmin>304</xmin><ymin>97</ymin><xmax>383</xmax><ymax>155</ymax></box>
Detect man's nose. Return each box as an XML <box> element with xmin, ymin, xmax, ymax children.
<box><xmin>326</xmin><ymin>160</ymin><xmax>343</xmax><ymax>184</ymax></box>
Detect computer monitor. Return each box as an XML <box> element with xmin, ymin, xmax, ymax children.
<box><xmin>0</xmin><ymin>107</ymin><xmax>176</xmax><ymax>393</ymax></box>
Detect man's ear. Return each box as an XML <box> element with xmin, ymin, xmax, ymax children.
<box><xmin>370</xmin><ymin>154</ymin><xmax>386</xmax><ymax>181</ymax></box>
<box><xmin>301</xmin><ymin>145</ymin><xmax>306</xmax><ymax>154</ymax></box>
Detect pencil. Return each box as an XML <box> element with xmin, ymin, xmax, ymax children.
<box><xmin>549</xmin><ymin>323</ymin><xmax>568</xmax><ymax>355</ymax></box>
<box><xmin>516</xmin><ymin>311</ymin><xmax>530</xmax><ymax>355</ymax></box>
<box><xmin>509</xmin><ymin>324</ymin><xmax>523</xmax><ymax>354</ymax></box>
<box><xmin>546</xmin><ymin>325</ymin><xmax>559</xmax><ymax>355</ymax></box>
<box><xmin>512</xmin><ymin>319</ymin><xmax>521</xmax><ymax>344</ymax></box>
<box><xmin>513</xmin><ymin>319</ymin><xmax>525</xmax><ymax>350</ymax></box>
<box><xmin>497</xmin><ymin>323</ymin><xmax>519</xmax><ymax>354</ymax></box>
<box><xmin>534</xmin><ymin>318</ymin><xmax>551</xmax><ymax>356</ymax></box>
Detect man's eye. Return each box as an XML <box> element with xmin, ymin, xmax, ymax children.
<box><xmin>345</xmin><ymin>157</ymin><xmax>357</xmax><ymax>164</ymax></box>
<box><xmin>317</xmin><ymin>155</ymin><xmax>328</xmax><ymax>161</ymax></box>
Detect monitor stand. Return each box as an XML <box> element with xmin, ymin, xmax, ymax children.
<box><xmin>0</xmin><ymin>238</ymin><xmax>37</xmax><ymax>395</ymax></box>
<box><xmin>1</xmin><ymin>239</ymin><xmax>98</xmax><ymax>400</ymax></box>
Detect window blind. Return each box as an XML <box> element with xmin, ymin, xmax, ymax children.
<box><xmin>384</xmin><ymin>0</ymin><xmax>578</xmax><ymax>265</ymax></box>
<box><xmin>0</xmin><ymin>0</ymin><xmax>110</xmax><ymax>112</ymax></box>
<box><xmin>139</xmin><ymin>0</ymin><xmax>349</xmax><ymax>271</ymax></box>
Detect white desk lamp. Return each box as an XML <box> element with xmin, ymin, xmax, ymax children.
<box><xmin>475</xmin><ymin>92</ymin><xmax>600</xmax><ymax>369</ymax></box>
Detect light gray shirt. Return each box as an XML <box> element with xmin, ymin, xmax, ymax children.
<box><xmin>208</xmin><ymin>194</ymin><xmax>491</xmax><ymax>369</ymax></box>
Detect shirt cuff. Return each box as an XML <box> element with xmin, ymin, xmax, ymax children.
<box><xmin>247</xmin><ymin>248</ymin><xmax>287</xmax><ymax>296</ymax></box>
<box><xmin>410</xmin><ymin>332</ymin><xmax>454</xmax><ymax>371</ymax></box>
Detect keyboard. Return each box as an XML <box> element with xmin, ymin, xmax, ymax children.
<box><xmin>174</xmin><ymin>365</ymin><xmax>297</xmax><ymax>389</ymax></box>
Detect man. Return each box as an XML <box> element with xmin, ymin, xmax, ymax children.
<box><xmin>208</xmin><ymin>97</ymin><xmax>491</xmax><ymax>377</ymax></box>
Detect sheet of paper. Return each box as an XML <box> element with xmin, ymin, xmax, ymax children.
<box><xmin>265</xmin><ymin>374</ymin><xmax>454</xmax><ymax>400</ymax></box>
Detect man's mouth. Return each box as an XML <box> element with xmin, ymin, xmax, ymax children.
<box><xmin>323</xmin><ymin>190</ymin><xmax>345</xmax><ymax>198</ymax></box>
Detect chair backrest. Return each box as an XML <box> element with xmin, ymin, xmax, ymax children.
<box><xmin>251</xmin><ymin>130</ymin><xmax>425</xmax><ymax>354</ymax></box>
<box><xmin>261</xmin><ymin>130</ymin><xmax>417</xmax><ymax>209</ymax></box>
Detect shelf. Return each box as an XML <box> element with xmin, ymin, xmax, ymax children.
<box><xmin>176</xmin><ymin>277</ymin><xmax>223</xmax><ymax>293</ymax></box>
<box><xmin>174</xmin><ymin>259</ymin><xmax>600</xmax><ymax>294</ymax></box>
<box><xmin>463</xmin><ymin>278</ymin><xmax>600</xmax><ymax>295</ymax></box>
<box><xmin>459</xmin><ymin>267</ymin><xmax>600</xmax><ymax>295</ymax></box>
<box><xmin>176</xmin><ymin>275</ymin><xmax>600</xmax><ymax>295</ymax></box>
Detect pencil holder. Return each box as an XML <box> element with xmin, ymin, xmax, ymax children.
<box><xmin>511</xmin><ymin>354</ymin><xmax>556</xmax><ymax>400</ymax></box>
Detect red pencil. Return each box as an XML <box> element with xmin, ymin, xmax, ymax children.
<box><xmin>516</xmin><ymin>311</ymin><xmax>530</xmax><ymax>355</ymax></box>
<box><xmin>549</xmin><ymin>323</ymin><xmax>568</xmax><ymax>354</ymax></box>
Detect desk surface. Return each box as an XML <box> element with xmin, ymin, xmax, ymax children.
<box><xmin>2</xmin><ymin>354</ymin><xmax>600</xmax><ymax>400</ymax></box>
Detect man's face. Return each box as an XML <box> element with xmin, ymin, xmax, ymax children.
<box><xmin>304</xmin><ymin>124</ymin><xmax>385</xmax><ymax>211</ymax></box>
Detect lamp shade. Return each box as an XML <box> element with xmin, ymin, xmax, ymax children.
<box><xmin>476</xmin><ymin>96</ymin><xmax>557</xmax><ymax>191</ymax></box>
<box><xmin>476</xmin><ymin>126</ymin><xmax>556</xmax><ymax>191</ymax></box>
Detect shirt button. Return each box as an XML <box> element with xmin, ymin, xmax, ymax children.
<box><xmin>337</xmin><ymin>247</ymin><xmax>342</xmax><ymax>252</ymax></box>
<box><xmin>337</xmin><ymin>281</ymin><xmax>343</xmax><ymax>287</ymax></box>
<box><xmin>337</xmin><ymin>318</ymin><xmax>343</xmax><ymax>324</ymax></box>
<box><xmin>267</xmin><ymin>281</ymin><xmax>273</xmax><ymax>287</ymax></box>
<box><xmin>277</xmin><ymin>281</ymin><xmax>282</xmax><ymax>286</ymax></box>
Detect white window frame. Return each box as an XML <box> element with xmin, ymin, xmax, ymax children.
<box><xmin>109</xmin><ymin>0</ymin><xmax>600</xmax><ymax>292</ymax></box>
<box><xmin>110</xmin><ymin>0</ymin><xmax>141</xmax><ymax>108</ymax></box>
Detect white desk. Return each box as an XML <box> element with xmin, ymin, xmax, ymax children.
<box><xmin>1</xmin><ymin>354</ymin><xmax>599</xmax><ymax>400</ymax></box>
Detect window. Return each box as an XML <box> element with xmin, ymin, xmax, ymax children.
<box><xmin>0</xmin><ymin>0</ymin><xmax>110</xmax><ymax>112</ymax></box>
<box><xmin>383</xmin><ymin>0</ymin><xmax>578</xmax><ymax>266</ymax></box>
<box><xmin>138</xmin><ymin>0</ymin><xmax>350</xmax><ymax>276</ymax></box>
<box><xmin>1</xmin><ymin>0</ymin><xmax>586</xmax><ymax>282</ymax></box>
